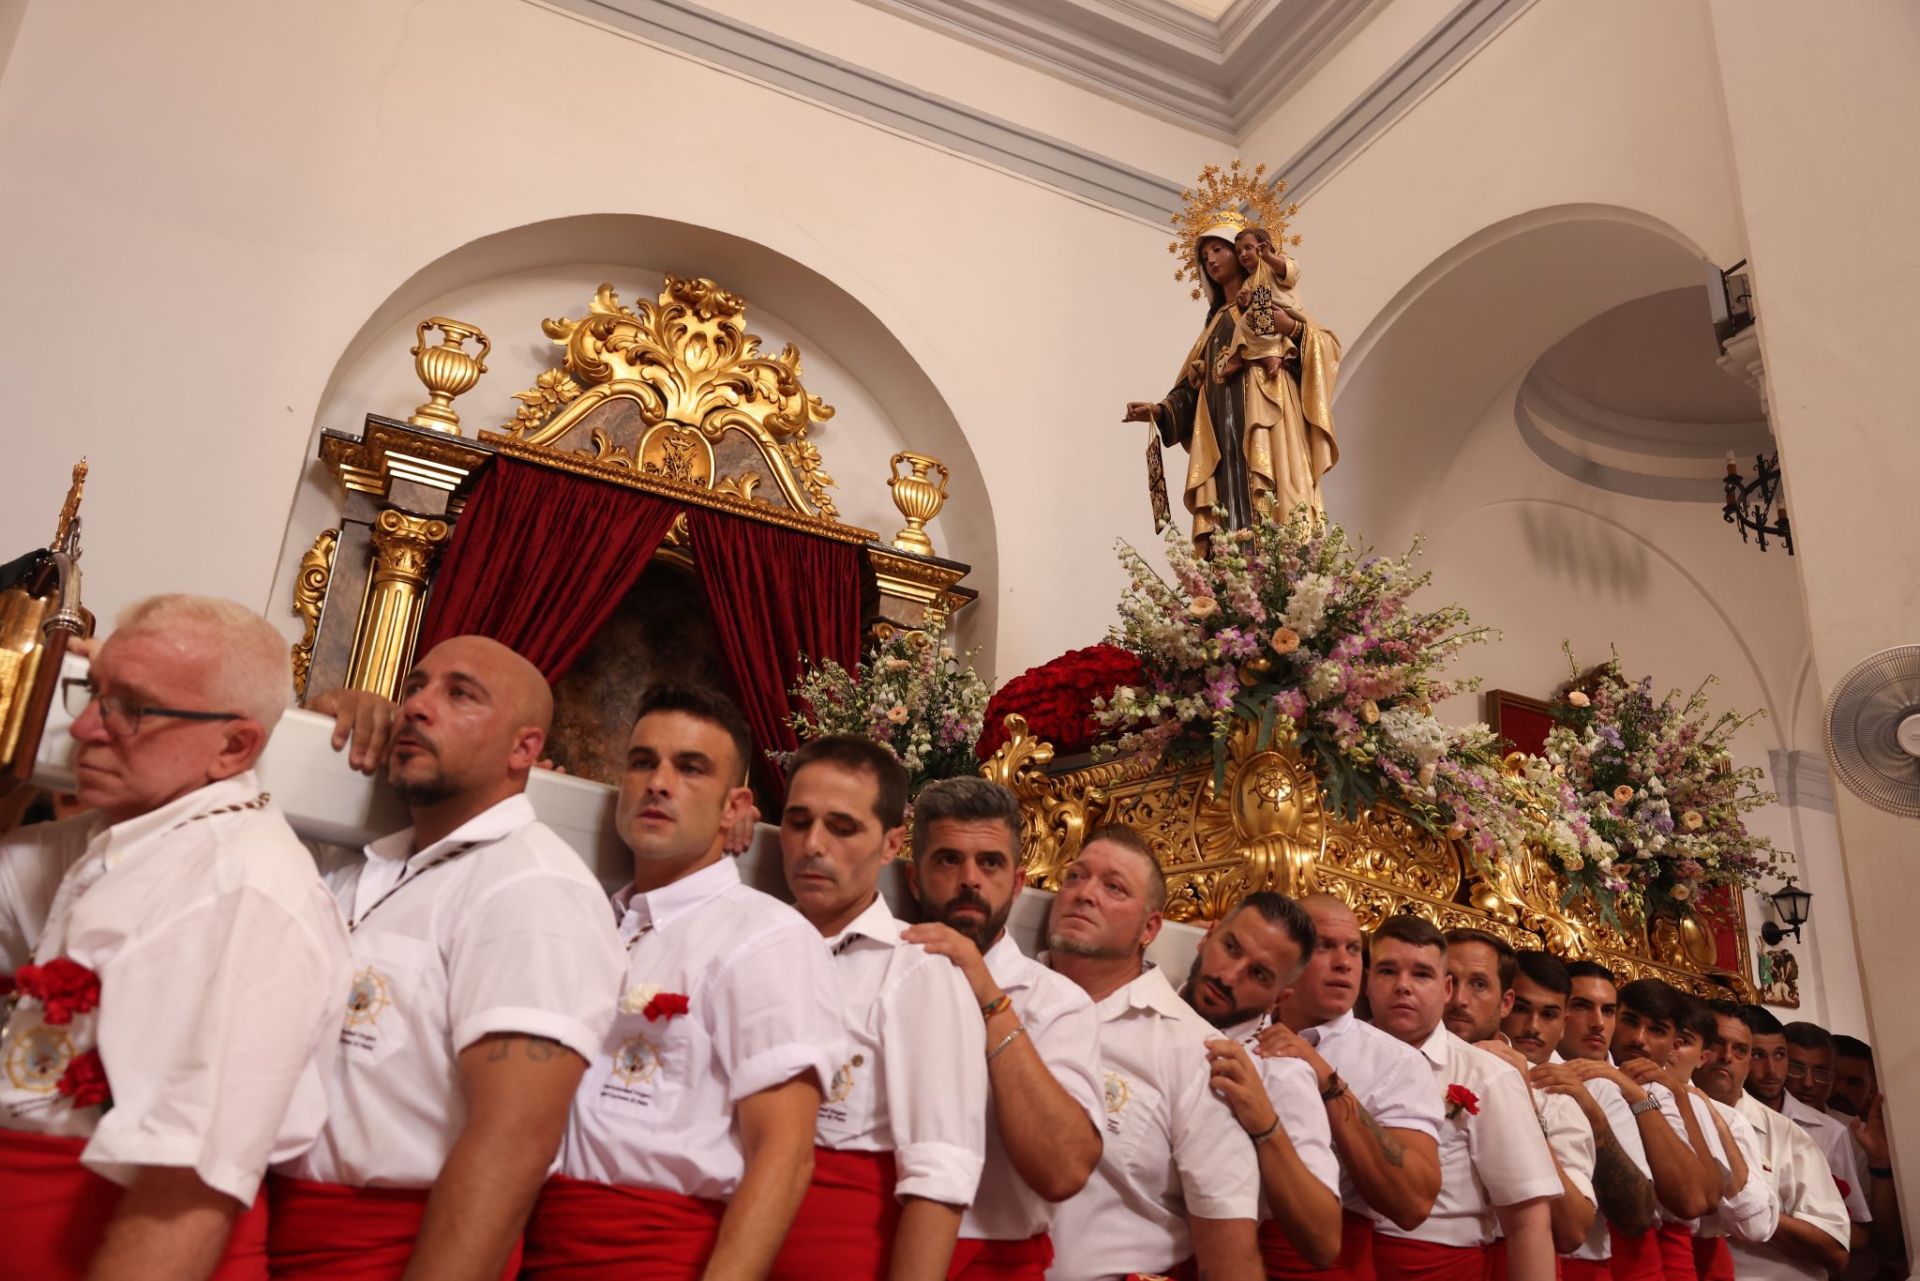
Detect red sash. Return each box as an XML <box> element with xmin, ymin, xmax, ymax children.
<box><xmin>1655</xmin><ymin>1223</ymin><xmax>1698</xmax><ymax>1281</ymax></box>
<box><xmin>1258</xmin><ymin>1207</ymin><xmax>1377</xmax><ymax>1279</ymax></box>
<box><xmin>766</xmin><ymin>1147</ymin><xmax>900</xmax><ymax>1281</ymax></box>
<box><xmin>520</xmin><ymin>1175</ymin><xmax>724</xmax><ymax>1279</ymax></box>
<box><xmin>1371</xmin><ymin>1235</ymin><xmax>1488</xmax><ymax>1281</ymax></box>
<box><xmin>0</xmin><ymin>1128</ymin><xmax>267</xmax><ymax>1281</ymax></box>
<box><xmin>1487</xmin><ymin>1237</ymin><xmax>1508</xmax><ymax>1281</ymax></box>
<box><xmin>1561</xmin><ymin>1259</ymin><xmax>1611</xmax><ymax>1281</ymax></box>
<box><xmin>946</xmin><ymin>1232</ymin><xmax>1052</xmax><ymax>1280</ymax></box>
<box><xmin>1690</xmin><ymin>1234</ymin><xmax>1735</xmax><ymax>1281</ymax></box>
<box><xmin>1604</xmin><ymin>1222</ymin><xmax>1665</xmax><ymax>1281</ymax></box>
<box><xmin>265</xmin><ymin>1175</ymin><xmax>521</xmax><ymax>1280</ymax></box>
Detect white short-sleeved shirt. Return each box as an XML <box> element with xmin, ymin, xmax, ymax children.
<box><xmin>1696</xmin><ymin>1093</ymin><xmax>1779</xmax><ymax>1243</ymax></box>
<box><xmin>1223</xmin><ymin>1012</ymin><xmax>1340</xmax><ymax>1211</ymax></box>
<box><xmin>1784</xmin><ymin>1093</ymin><xmax>1871</xmax><ymax>1224</ymax></box>
<box><xmin>1730</xmin><ymin>1093</ymin><xmax>1850</xmax><ymax>1281</ymax></box>
<box><xmin>1646</xmin><ymin>1080</ymin><xmax>1731</xmax><ymax>1228</ymax></box>
<box><xmin>1045</xmin><ymin>964</ymin><xmax>1258</xmax><ymax>1281</ymax></box>
<box><xmin>1562</xmin><ymin>1064</ymin><xmax>1651</xmax><ymax>1262</ymax></box>
<box><xmin>0</xmin><ymin>774</ymin><xmax>352</xmax><ymax>1204</ymax></box>
<box><xmin>560</xmin><ymin>857</ymin><xmax>842</xmax><ymax>1199</ymax></box>
<box><xmin>1376</xmin><ymin>1025</ymin><xmax>1561</xmax><ymax>1248</ymax></box>
<box><xmin>1295</xmin><ymin>1007</ymin><xmax>1443</xmax><ymax>1220</ymax></box>
<box><xmin>961</xmin><ymin>933</ymin><xmax>1103</xmax><ymax>1242</ymax></box>
<box><xmin>1539</xmin><ymin>1089</ymin><xmax>1597</xmax><ymax>1205</ymax></box>
<box><xmin>817</xmin><ymin>895</ymin><xmax>986</xmax><ymax>1206</ymax></box>
<box><xmin>285</xmin><ymin>794</ymin><xmax>623</xmax><ymax>1187</ymax></box>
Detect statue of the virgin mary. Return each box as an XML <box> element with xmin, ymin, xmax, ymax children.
<box><xmin>1124</xmin><ymin>161</ymin><xmax>1341</xmax><ymax>553</ymax></box>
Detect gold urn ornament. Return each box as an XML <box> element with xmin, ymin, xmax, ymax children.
<box><xmin>887</xmin><ymin>451</ymin><xmax>950</xmax><ymax>556</ymax></box>
<box><xmin>407</xmin><ymin>317</ymin><xmax>491</xmax><ymax>435</ymax></box>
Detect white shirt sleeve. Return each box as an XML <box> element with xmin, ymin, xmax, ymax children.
<box><xmin>1368</xmin><ymin>1038</ymin><xmax>1444</xmax><ymax>1140</ymax></box>
<box><xmin>446</xmin><ymin>867</ymin><xmax>622</xmax><ymax>1062</ymax></box>
<box><xmin>711</xmin><ymin>923</ymin><xmax>843</xmax><ymax>1101</ymax></box>
<box><xmin>1264</xmin><ymin>1055</ymin><xmax>1339</xmax><ymax>1195</ymax></box>
<box><xmin>1782</xmin><ymin>1120</ymin><xmax>1852</xmax><ymax>1249</ymax></box>
<box><xmin>1466</xmin><ymin>1055</ymin><xmax>1562</xmax><ymax>1208</ymax></box>
<box><xmin>85</xmin><ymin>886</ymin><xmax>344</xmax><ymax>1204</ymax></box>
<box><xmin>1541</xmin><ymin>1091</ymin><xmax>1597</xmax><ymax>1203</ymax></box>
<box><xmin>880</xmin><ymin>951</ymin><xmax>987</xmax><ymax>1205</ymax></box>
<box><xmin>1717</xmin><ymin>1105</ymin><xmax>1779</xmax><ymax>1243</ymax></box>
<box><xmin>1172</xmin><ymin>1042</ymin><xmax>1260</xmax><ymax>1221</ymax></box>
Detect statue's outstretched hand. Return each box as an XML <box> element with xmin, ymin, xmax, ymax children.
<box><xmin>1123</xmin><ymin>402</ymin><xmax>1157</xmax><ymax>424</ymax></box>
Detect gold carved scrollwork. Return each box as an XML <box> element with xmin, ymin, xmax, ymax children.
<box><xmin>497</xmin><ymin>279</ymin><xmax>839</xmax><ymax>518</ymax></box>
<box><xmin>290</xmin><ymin>528</ymin><xmax>339</xmax><ymax>701</ymax></box>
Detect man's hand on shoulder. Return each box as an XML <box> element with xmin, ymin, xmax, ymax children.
<box><xmin>310</xmin><ymin>688</ymin><xmax>398</xmax><ymax>775</ymax></box>
<box><xmin>1474</xmin><ymin>1038</ymin><xmax>1532</xmax><ymax>1080</ymax></box>
<box><xmin>900</xmin><ymin>921</ymin><xmax>998</xmax><ymax>1006</ymax></box>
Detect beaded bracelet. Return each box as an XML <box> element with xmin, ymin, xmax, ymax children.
<box><xmin>987</xmin><ymin>1025</ymin><xmax>1027</xmax><ymax>1063</ymax></box>
<box><xmin>980</xmin><ymin>993</ymin><xmax>1013</xmax><ymax>1020</ymax></box>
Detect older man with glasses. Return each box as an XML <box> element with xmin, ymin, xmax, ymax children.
<box><xmin>0</xmin><ymin>595</ymin><xmax>353</xmax><ymax>1281</ymax></box>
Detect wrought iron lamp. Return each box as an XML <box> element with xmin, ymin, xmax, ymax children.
<box><xmin>1725</xmin><ymin>451</ymin><xmax>1793</xmax><ymax>555</ymax></box>
<box><xmin>1760</xmin><ymin>876</ymin><xmax>1813</xmax><ymax>945</ymax></box>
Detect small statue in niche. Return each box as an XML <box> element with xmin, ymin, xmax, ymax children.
<box><xmin>1756</xmin><ymin>946</ymin><xmax>1800</xmax><ymax>1008</ymax></box>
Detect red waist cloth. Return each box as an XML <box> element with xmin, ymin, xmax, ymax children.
<box><xmin>947</xmin><ymin>1232</ymin><xmax>1052</xmax><ymax>1280</ymax></box>
<box><xmin>1258</xmin><ymin>1207</ymin><xmax>1377</xmax><ymax>1279</ymax></box>
<box><xmin>1487</xmin><ymin>1237</ymin><xmax>1508</xmax><ymax>1281</ymax></box>
<box><xmin>1371</xmin><ymin>1235</ymin><xmax>1488</xmax><ymax>1281</ymax></box>
<box><xmin>1655</xmin><ymin>1223</ymin><xmax>1698</xmax><ymax>1281</ymax></box>
<box><xmin>1561</xmin><ymin>1259</ymin><xmax>1611</xmax><ymax>1280</ymax></box>
<box><xmin>520</xmin><ymin>1175</ymin><xmax>725</xmax><ymax>1280</ymax></box>
<box><xmin>265</xmin><ymin>1175</ymin><xmax>521</xmax><ymax>1280</ymax></box>
<box><xmin>0</xmin><ymin>1128</ymin><xmax>267</xmax><ymax>1281</ymax></box>
<box><xmin>1691</xmin><ymin>1234</ymin><xmax>1735</xmax><ymax>1281</ymax></box>
<box><xmin>1605</xmin><ymin>1222</ymin><xmax>1666</xmax><ymax>1281</ymax></box>
<box><xmin>766</xmin><ymin>1147</ymin><xmax>900</xmax><ymax>1281</ymax></box>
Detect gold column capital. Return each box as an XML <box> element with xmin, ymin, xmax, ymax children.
<box><xmin>347</xmin><ymin>509</ymin><xmax>454</xmax><ymax>700</ymax></box>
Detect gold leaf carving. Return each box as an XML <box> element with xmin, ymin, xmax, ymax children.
<box><xmin>290</xmin><ymin>528</ymin><xmax>338</xmax><ymax>701</ymax></box>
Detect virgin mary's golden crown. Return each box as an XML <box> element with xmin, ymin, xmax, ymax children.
<box><xmin>1168</xmin><ymin>160</ymin><xmax>1301</xmax><ymax>299</ymax></box>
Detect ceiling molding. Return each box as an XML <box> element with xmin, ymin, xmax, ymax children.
<box><xmin>870</xmin><ymin>0</ymin><xmax>1383</xmax><ymax>138</ymax></box>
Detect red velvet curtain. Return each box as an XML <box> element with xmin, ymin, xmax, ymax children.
<box><xmin>685</xmin><ymin>506</ymin><xmax>863</xmax><ymax>800</ymax></box>
<box><xmin>418</xmin><ymin>457</ymin><xmax>682</xmax><ymax>681</ymax></box>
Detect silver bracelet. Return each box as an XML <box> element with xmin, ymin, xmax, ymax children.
<box><xmin>987</xmin><ymin>1024</ymin><xmax>1028</xmax><ymax>1063</ymax></box>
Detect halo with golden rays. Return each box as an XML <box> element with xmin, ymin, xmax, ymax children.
<box><xmin>1167</xmin><ymin>159</ymin><xmax>1302</xmax><ymax>299</ymax></box>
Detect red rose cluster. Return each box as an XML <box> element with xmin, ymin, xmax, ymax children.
<box><xmin>975</xmin><ymin>644</ymin><xmax>1144</xmax><ymax>761</ymax></box>
<box><xmin>14</xmin><ymin>956</ymin><xmax>102</xmax><ymax>1026</ymax></box>
<box><xmin>1445</xmin><ymin>1083</ymin><xmax>1480</xmax><ymax>1118</ymax></box>
<box><xmin>643</xmin><ymin>992</ymin><xmax>691</xmax><ymax>1023</ymax></box>
<box><xmin>57</xmin><ymin>1049</ymin><xmax>112</xmax><ymax>1109</ymax></box>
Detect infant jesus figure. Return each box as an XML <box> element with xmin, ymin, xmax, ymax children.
<box><xmin>1220</xmin><ymin>225</ymin><xmax>1308</xmax><ymax>382</ymax></box>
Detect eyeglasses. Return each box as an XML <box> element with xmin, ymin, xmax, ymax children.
<box><xmin>1785</xmin><ymin>1062</ymin><xmax>1834</xmax><ymax>1083</ymax></box>
<box><xmin>63</xmin><ymin>678</ymin><xmax>243</xmax><ymax>738</ymax></box>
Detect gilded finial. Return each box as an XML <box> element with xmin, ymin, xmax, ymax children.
<box><xmin>51</xmin><ymin>460</ymin><xmax>87</xmax><ymax>550</ymax></box>
<box><xmin>1168</xmin><ymin>159</ymin><xmax>1303</xmax><ymax>299</ymax></box>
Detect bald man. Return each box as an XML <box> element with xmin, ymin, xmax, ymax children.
<box><xmin>268</xmin><ymin>637</ymin><xmax>624</xmax><ymax>1280</ymax></box>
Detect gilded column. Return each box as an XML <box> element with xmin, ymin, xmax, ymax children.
<box><xmin>346</xmin><ymin>510</ymin><xmax>451</xmax><ymax>700</ymax></box>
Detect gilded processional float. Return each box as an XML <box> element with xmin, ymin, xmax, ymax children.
<box><xmin>0</xmin><ymin>163</ymin><xmax>1769</xmax><ymax>999</ymax></box>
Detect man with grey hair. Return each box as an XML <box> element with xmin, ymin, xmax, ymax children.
<box><xmin>0</xmin><ymin>594</ymin><xmax>352</xmax><ymax>1281</ymax></box>
<box><xmin>900</xmin><ymin>776</ymin><xmax>1102</xmax><ymax>1280</ymax></box>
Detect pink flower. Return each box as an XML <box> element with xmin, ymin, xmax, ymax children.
<box><xmin>886</xmin><ymin>705</ymin><xmax>910</xmax><ymax>724</ymax></box>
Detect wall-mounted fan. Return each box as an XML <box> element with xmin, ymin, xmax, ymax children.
<box><xmin>1825</xmin><ymin>645</ymin><xmax>1920</xmax><ymax>818</ymax></box>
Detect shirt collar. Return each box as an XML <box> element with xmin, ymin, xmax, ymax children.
<box><xmin>1298</xmin><ymin>1006</ymin><xmax>1355</xmax><ymax>1048</ymax></box>
<box><xmin>1415</xmin><ymin>1021</ymin><xmax>1451</xmax><ymax>1068</ymax></box>
<box><xmin>983</xmin><ymin>932</ymin><xmax>1033</xmax><ymax>987</ymax></box>
<box><xmin>97</xmin><ymin>771</ymin><xmax>265</xmax><ymax>869</ymax></box>
<box><xmin>826</xmin><ymin>893</ymin><xmax>902</xmax><ymax>952</ymax></box>
<box><xmin>1223</xmin><ymin>1011</ymin><xmax>1267</xmax><ymax>1043</ymax></box>
<box><xmin>365</xmin><ymin>792</ymin><xmax>536</xmax><ymax>870</ymax></box>
<box><xmin>612</xmin><ymin>857</ymin><xmax>739</xmax><ymax>933</ymax></box>
<box><xmin>1781</xmin><ymin>1092</ymin><xmax>1830</xmax><ymax>1128</ymax></box>
<box><xmin>1120</xmin><ymin>963</ymin><xmax>1191</xmax><ymax>1020</ymax></box>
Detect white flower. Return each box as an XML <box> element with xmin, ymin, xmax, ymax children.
<box><xmin>619</xmin><ymin>983</ymin><xmax>663</xmax><ymax>1015</ymax></box>
<box><xmin>1305</xmin><ymin>663</ymin><xmax>1345</xmax><ymax>702</ymax></box>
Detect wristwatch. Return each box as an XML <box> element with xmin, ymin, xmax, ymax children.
<box><xmin>1629</xmin><ymin>1094</ymin><xmax>1661</xmax><ymax>1117</ymax></box>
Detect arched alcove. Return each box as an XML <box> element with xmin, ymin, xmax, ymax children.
<box><xmin>271</xmin><ymin>214</ymin><xmax>1000</xmax><ymax>668</ymax></box>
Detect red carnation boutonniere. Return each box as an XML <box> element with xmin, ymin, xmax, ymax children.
<box><xmin>619</xmin><ymin>983</ymin><xmax>690</xmax><ymax>1023</ymax></box>
<box><xmin>57</xmin><ymin>1049</ymin><xmax>112</xmax><ymax>1110</ymax></box>
<box><xmin>1446</xmin><ymin>1083</ymin><xmax>1480</xmax><ymax>1119</ymax></box>
<box><xmin>15</xmin><ymin>957</ymin><xmax>102</xmax><ymax>1025</ymax></box>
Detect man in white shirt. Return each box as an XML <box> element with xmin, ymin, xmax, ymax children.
<box><xmin>0</xmin><ymin>594</ymin><xmax>351</xmax><ymax>1281</ymax></box>
<box><xmin>1669</xmin><ymin>993</ymin><xmax>1777</xmax><ymax>1277</ymax></box>
<box><xmin>1782</xmin><ymin>1022</ymin><xmax>1874</xmax><ymax>1247</ymax></box>
<box><xmin>523</xmin><ymin>685</ymin><xmax>842</xmax><ymax>1279</ymax></box>
<box><xmin>1504</xmin><ymin>952</ymin><xmax>1657</xmax><ymax>1281</ymax></box>
<box><xmin>1253</xmin><ymin>893</ymin><xmax>1443</xmax><ymax>1278</ymax></box>
<box><xmin>1176</xmin><ymin>892</ymin><xmax>1341</xmax><ymax>1271</ymax></box>
<box><xmin>274</xmin><ymin>636</ymin><xmax>623</xmax><ymax>1280</ymax></box>
<box><xmin>1042</xmin><ymin>824</ymin><xmax>1262</xmax><ymax>1281</ymax></box>
<box><xmin>896</xmin><ymin>776</ymin><xmax>1102</xmax><ymax>1281</ymax></box>
<box><xmin>1745</xmin><ymin>1014</ymin><xmax>1870</xmax><ymax>1263</ymax></box>
<box><xmin>1696</xmin><ymin>1003</ymin><xmax>1848</xmax><ymax>1280</ymax></box>
<box><xmin>1363</xmin><ymin>914</ymin><xmax>1559</xmax><ymax>1281</ymax></box>
<box><xmin>1441</xmin><ymin>931</ymin><xmax>1596</xmax><ymax>1263</ymax></box>
<box><xmin>770</xmin><ymin>735</ymin><xmax>986</xmax><ymax>1281</ymax></box>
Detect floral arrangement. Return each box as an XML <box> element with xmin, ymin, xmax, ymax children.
<box><xmin>1090</xmin><ymin>507</ymin><xmax>1551</xmax><ymax>868</ymax></box>
<box><xmin>788</xmin><ymin>625</ymin><xmax>990</xmax><ymax>794</ymax></box>
<box><xmin>1534</xmin><ymin>648</ymin><xmax>1781</xmax><ymax>922</ymax></box>
<box><xmin>975</xmin><ymin>643</ymin><xmax>1143</xmax><ymax>761</ymax></box>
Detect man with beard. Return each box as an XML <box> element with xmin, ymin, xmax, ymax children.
<box><xmin>770</xmin><ymin>736</ymin><xmax>985</xmax><ymax>1281</ymax></box>
<box><xmin>522</xmin><ymin>685</ymin><xmax>843</xmax><ymax>1280</ymax></box>
<box><xmin>1441</xmin><ymin>931</ymin><xmax>1596</xmax><ymax>1263</ymax></box>
<box><xmin>1042</xmin><ymin>826</ymin><xmax>1262</xmax><ymax>1281</ymax></box>
<box><xmin>1363</xmin><ymin>915</ymin><xmax>1558</xmax><ymax>1281</ymax></box>
<box><xmin>1827</xmin><ymin>1035</ymin><xmax>1905</xmax><ymax>1280</ymax></box>
<box><xmin>1177</xmin><ymin>893</ymin><xmax>1341</xmax><ymax>1272</ymax></box>
<box><xmin>1695</xmin><ymin>1003</ymin><xmax>1848</xmax><ymax>1281</ymax></box>
<box><xmin>1829</xmin><ymin>1036</ymin><xmax>1874</xmax><ymax>1118</ymax></box>
<box><xmin>1668</xmin><ymin>995</ymin><xmax>1776</xmax><ymax>1278</ymax></box>
<box><xmin>896</xmin><ymin>776</ymin><xmax>1102</xmax><ymax>1280</ymax></box>
<box><xmin>1768</xmin><ymin>1020</ymin><xmax>1871</xmax><ymax>1255</ymax></box>
<box><xmin>276</xmin><ymin>637</ymin><xmax>624</xmax><ymax>1279</ymax></box>
<box><xmin>1254</xmin><ymin>893</ymin><xmax>1442</xmax><ymax>1279</ymax></box>
<box><xmin>1503</xmin><ymin>952</ymin><xmax>1658</xmax><ymax>1280</ymax></box>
